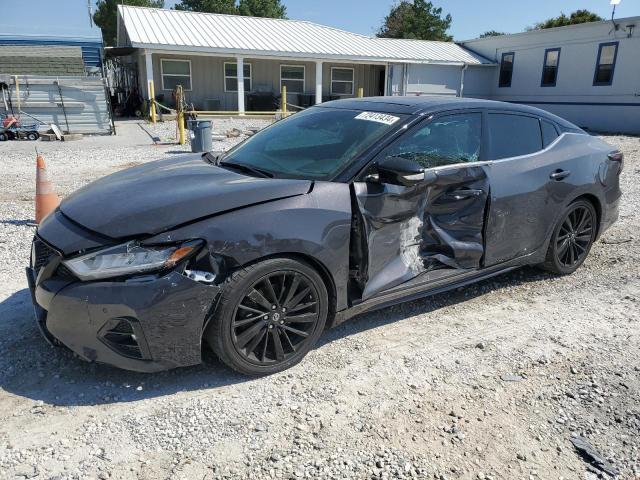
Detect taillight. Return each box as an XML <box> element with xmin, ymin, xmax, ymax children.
<box><xmin>607</xmin><ymin>150</ymin><xmax>623</xmax><ymax>174</ymax></box>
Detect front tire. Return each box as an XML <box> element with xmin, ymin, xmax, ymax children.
<box><xmin>540</xmin><ymin>199</ymin><xmax>597</xmax><ymax>275</ymax></box>
<box><xmin>205</xmin><ymin>258</ymin><xmax>328</xmax><ymax>376</ymax></box>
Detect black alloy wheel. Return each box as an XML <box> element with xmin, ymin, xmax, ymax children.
<box><xmin>205</xmin><ymin>258</ymin><xmax>328</xmax><ymax>375</ymax></box>
<box><xmin>542</xmin><ymin>200</ymin><xmax>597</xmax><ymax>274</ymax></box>
<box><xmin>232</xmin><ymin>271</ymin><xmax>319</xmax><ymax>364</ymax></box>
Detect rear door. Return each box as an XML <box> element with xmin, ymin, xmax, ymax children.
<box><xmin>352</xmin><ymin>111</ymin><xmax>491</xmax><ymax>299</ymax></box>
<box><xmin>482</xmin><ymin>111</ymin><xmax>575</xmax><ymax>265</ymax></box>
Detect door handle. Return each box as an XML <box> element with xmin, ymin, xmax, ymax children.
<box><xmin>449</xmin><ymin>188</ymin><xmax>484</xmax><ymax>200</ymax></box>
<box><xmin>550</xmin><ymin>169</ymin><xmax>571</xmax><ymax>181</ymax></box>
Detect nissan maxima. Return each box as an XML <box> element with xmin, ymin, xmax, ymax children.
<box><xmin>27</xmin><ymin>97</ymin><xmax>622</xmax><ymax>375</ymax></box>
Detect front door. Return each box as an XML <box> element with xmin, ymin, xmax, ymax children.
<box><xmin>353</xmin><ymin>112</ymin><xmax>490</xmax><ymax>299</ymax></box>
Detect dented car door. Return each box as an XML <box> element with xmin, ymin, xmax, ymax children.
<box><xmin>353</xmin><ymin>112</ymin><xmax>490</xmax><ymax>299</ymax></box>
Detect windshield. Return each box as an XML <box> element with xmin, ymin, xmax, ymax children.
<box><xmin>222</xmin><ymin>107</ymin><xmax>407</xmax><ymax>180</ymax></box>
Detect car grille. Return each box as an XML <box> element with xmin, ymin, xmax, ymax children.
<box><xmin>32</xmin><ymin>237</ymin><xmax>77</xmax><ymax>280</ymax></box>
<box><xmin>55</xmin><ymin>263</ymin><xmax>76</xmax><ymax>280</ymax></box>
<box><xmin>32</xmin><ymin>237</ymin><xmax>58</xmax><ymax>271</ymax></box>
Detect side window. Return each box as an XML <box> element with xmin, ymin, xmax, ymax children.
<box><xmin>541</xmin><ymin>120</ymin><xmax>559</xmax><ymax>147</ymax></box>
<box><xmin>488</xmin><ymin>114</ymin><xmax>542</xmax><ymax>160</ymax></box>
<box><xmin>382</xmin><ymin>113</ymin><xmax>482</xmax><ymax>169</ymax></box>
<box><xmin>499</xmin><ymin>52</ymin><xmax>514</xmax><ymax>87</ymax></box>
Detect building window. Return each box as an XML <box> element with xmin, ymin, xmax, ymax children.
<box><xmin>280</xmin><ymin>65</ymin><xmax>305</xmax><ymax>94</ymax></box>
<box><xmin>331</xmin><ymin>67</ymin><xmax>354</xmax><ymax>95</ymax></box>
<box><xmin>541</xmin><ymin>48</ymin><xmax>561</xmax><ymax>87</ymax></box>
<box><xmin>498</xmin><ymin>52</ymin><xmax>514</xmax><ymax>88</ymax></box>
<box><xmin>593</xmin><ymin>42</ymin><xmax>618</xmax><ymax>86</ymax></box>
<box><xmin>224</xmin><ymin>62</ymin><xmax>252</xmax><ymax>92</ymax></box>
<box><xmin>160</xmin><ymin>59</ymin><xmax>192</xmax><ymax>91</ymax></box>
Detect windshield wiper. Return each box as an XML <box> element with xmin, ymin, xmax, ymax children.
<box><xmin>219</xmin><ymin>160</ymin><xmax>274</xmax><ymax>178</ymax></box>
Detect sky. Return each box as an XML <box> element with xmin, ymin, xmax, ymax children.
<box><xmin>0</xmin><ymin>0</ymin><xmax>637</xmax><ymax>41</ymax></box>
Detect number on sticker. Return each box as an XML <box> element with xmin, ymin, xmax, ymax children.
<box><xmin>355</xmin><ymin>112</ymin><xmax>400</xmax><ymax>125</ymax></box>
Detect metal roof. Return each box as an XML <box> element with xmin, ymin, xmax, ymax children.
<box><xmin>0</xmin><ymin>45</ymin><xmax>86</xmax><ymax>76</ymax></box>
<box><xmin>118</xmin><ymin>5</ymin><xmax>493</xmax><ymax>65</ymax></box>
<box><xmin>318</xmin><ymin>97</ymin><xmax>583</xmax><ymax>127</ymax></box>
<box><xmin>0</xmin><ymin>35</ymin><xmax>104</xmax><ymax>68</ymax></box>
<box><xmin>461</xmin><ymin>15</ymin><xmax>640</xmax><ymax>43</ymax></box>
<box><xmin>0</xmin><ymin>32</ymin><xmax>103</xmax><ymax>43</ymax></box>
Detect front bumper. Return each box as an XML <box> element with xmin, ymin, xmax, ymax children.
<box><xmin>27</xmin><ymin>266</ymin><xmax>220</xmax><ymax>373</ymax></box>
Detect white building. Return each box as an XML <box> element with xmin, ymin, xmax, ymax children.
<box><xmin>116</xmin><ymin>6</ymin><xmax>639</xmax><ymax>134</ymax></box>
<box><xmin>115</xmin><ymin>5</ymin><xmax>492</xmax><ymax>113</ymax></box>
<box><xmin>460</xmin><ymin>16</ymin><xmax>640</xmax><ymax>134</ymax></box>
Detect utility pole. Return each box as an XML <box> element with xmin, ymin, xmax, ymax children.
<box><xmin>88</xmin><ymin>0</ymin><xmax>94</xmax><ymax>27</ymax></box>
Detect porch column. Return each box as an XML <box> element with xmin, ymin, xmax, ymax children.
<box><xmin>315</xmin><ymin>60</ymin><xmax>323</xmax><ymax>105</ymax></box>
<box><xmin>236</xmin><ymin>56</ymin><xmax>245</xmax><ymax>114</ymax></box>
<box><xmin>144</xmin><ymin>50</ymin><xmax>153</xmax><ymax>100</ymax></box>
<box><xmin>458</xmin><ymin>64</ymin><xmax>468</xmax><ymax>98</ymax></box>
<box><xmin>383</xmin><ymin>63</ymin><xmax>389</xmax><ymax>96</ymax></box>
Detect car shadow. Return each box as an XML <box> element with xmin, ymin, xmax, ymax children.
<box><xmin>318</xmin><ymin>266</ymin><xmax>551</xmax><ymax>346</ymax></box>
<box><xmin>0</xmin><ymin>267</ymin><xmax>552</xmax><ymax>407</ymax></box>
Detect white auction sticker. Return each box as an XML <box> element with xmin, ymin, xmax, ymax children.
<box><xmin>354</xmin><ymin>111</ymin><xmax>400</xmax><ymax>125</ymax></box>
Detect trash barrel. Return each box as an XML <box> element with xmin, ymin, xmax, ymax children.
<box><xmin>188</xmin><ymin>119</ymin><xmax>213</xmax><ymax>153</ymax></box>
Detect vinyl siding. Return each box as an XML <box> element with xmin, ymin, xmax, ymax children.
<box><xmin>148</xmin><ymin>54</ymin><xmax>383</xmax><ymax>110</ymax></box>
<box><xmin>462</xmin><ymin>18</ymin><xmax>640</xmax><ymax>133</ymax></box>
<box><xmin>0</xmin><ymin>76</ymin><xmax>112</xmax><ymax>134</ymax></box>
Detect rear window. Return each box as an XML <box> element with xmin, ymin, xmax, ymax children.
<box><xmin>488</xmin><ymin>113</ymin><xmax>542</xmax><ymax>160</ymax></box>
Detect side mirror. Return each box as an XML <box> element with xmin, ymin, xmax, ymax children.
<box><xmin>376</xmin><ymin>156</ymin><xmax>425</xmax><ymax>186</ymax></box>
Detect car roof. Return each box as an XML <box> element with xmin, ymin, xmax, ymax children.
<box><xmin>317</xmin><ymin>96</ymin><xmax>579</xmax><ymax>129</ymax></box>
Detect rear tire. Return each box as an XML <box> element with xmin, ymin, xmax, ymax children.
<box><xmin>540</xmin><ymin>199</ymin><xmax>597</xmax><ymax>275</ymax></box>
<box><xmin>205</xmin><ymin>257</ymin><xmax>328</xmax><ymax>376</ymax></box>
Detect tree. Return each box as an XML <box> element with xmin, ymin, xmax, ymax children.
<box><xmin>238</xmin><ymin>0</ymin><xmax>287</xmax><ymax>18</ymax></box>
<box><xmin>480</xmin><ymin>30</ymin><xmax>506</xmax><ymax>38</ymax></box>
<box><xmin>94</xmin><ymin>0</ymin><xmax>164</xmax><ymax>46</ymax></box>
<box><xmin>377</xmin><ymin>0</ymin><xmax>452</xmax><ymax>41</ymax></box>
<box><xmin>533</xmin><ymin>9</ymin><xmax>604</xmax><ymax>29</ymax></box>
<box><xmin>174</xmin><ymin>0</ymin><xmax>287</xmax><ymax>18</ymax></box>
<box><xmin>174</xmin><ymin>0</ymin><xmax>237</xmax><ymax>15</ymax></box>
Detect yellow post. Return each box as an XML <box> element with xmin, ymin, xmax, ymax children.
<box><xmin>14</xmin><ymin>76</ymin><xmax>21</xmax><ymax>111</ymax></box>
<box><xmin>357</xmin><ymin>87</ymin><xmax>364</xmax><ymax>98</ymax></box>
<box><xmin>149</xmin><ymin>80</ymin><xmax>157</xmax><ymax>124</ymax></box>
<box><xmin>177</xmin><ymin>85</ymin><xmax>185</xmax><ymax>145</ymax></box>
<box><xmin>281</xmin><ymin>85</ymin><xmax>287</xmax><ymax>117</ymax></box>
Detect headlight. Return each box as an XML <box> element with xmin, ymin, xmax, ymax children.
<box><xmin>63</xmin><ymin>240</ymin><xmax>201</xmax><ymax>281</ymax></box>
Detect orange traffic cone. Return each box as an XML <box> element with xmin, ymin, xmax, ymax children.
<box><xmin>35</xmin><ymin>154</ymin><xmax>60</xmax><ymax>224</ymax></box>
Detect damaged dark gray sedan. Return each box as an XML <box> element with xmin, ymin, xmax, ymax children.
<box><xmin>27</xmin><ymin>97</ymin><xmax>622</xmax><ymax>375</ymax></box>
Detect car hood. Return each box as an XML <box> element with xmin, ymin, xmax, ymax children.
<box><xmin>60</xmin><ymin>155</ymin><xmax>312</xmax><ymax>238</ymax></box>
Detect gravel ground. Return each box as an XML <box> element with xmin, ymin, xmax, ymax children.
<box><xmin>0</xmin><ymin>122</ymin><xmax>638</xmax><ymax>480</ymax></box>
